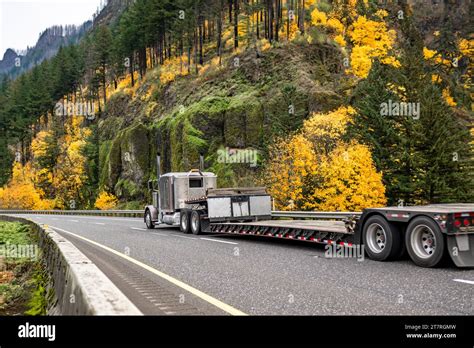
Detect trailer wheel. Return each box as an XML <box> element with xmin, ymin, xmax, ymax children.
<box><xmin>180</xmin><ymin>210</ymin><xmax>191</xmax><ymax>234</ymax></box>
<box><xmin>145</xmin><ymin>210</ymin><xmax>155</xmax><ymax>229</ymax></box>
<box><xmin>406</xmin><ymin>216</ymin><xmax>445</xmax><ymax>268</ymax></box>
<box><xmin>362</xmin><ymin>215</ymin><xmax>402</xmax><ymax>261</ymax></box>
<box><xmin>190</xmin><ymin>210</ymin><xmax>203</xmax><ymax>235</ymax></box>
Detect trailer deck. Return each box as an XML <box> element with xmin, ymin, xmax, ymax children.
<box><xmin>218</xmin><ymin>219</ymin><xmax>350</xmax><ymax>233</ymax></box>
<box><xmin>208</xmin><ymin>219</ymin><xmax>356</xmax><ymax>247</ymax></box>
<box><xmin>367</xmin><ymin>203</ymin><xmax>474</xmax><ymax>214</ymax></box>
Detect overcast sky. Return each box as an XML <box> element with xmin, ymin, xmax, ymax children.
<box><xmin>0</xmin><ymin>0</ymin><xmax>102</xmax><ymax>56</ymax></box>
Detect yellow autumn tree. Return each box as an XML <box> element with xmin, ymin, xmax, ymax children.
<box><xmin>264</xmin><ymin>106</ymin><xmax>386</xmax><ymax>211</ymax></box>
<box><xmin>265</xmin><ymin>134</ymin><xmax>318</xmax><ymax>211</ymax></box>
<box><xmin>311</xmin><ymin>7</ymin><xmax>327</xmax><ymax>26</ymax></box>
<box><xmin>442</xmin><ymin>88</ymin><xmax>457</xmax><ymax>107</ymax></box>
<box><xmin>312</xmin><ymin>142</ymin><xmax>387</xmax><ymax>211</ymax></box>
<box><xmin>31</xmin><ymin>130</ymin><xmax>53</xmax><ymax>158</ymax></box>
<box><xmin>31</xmin><ymin>129</ymin><xmax>56</xmax><ymax>195</ymax></box>
<box><xmin>2</xmin><ymin>110</ymin><xmax>93</xmax><ymax>210</ymax></box>
<box><xmin>95</xmin><ymin>191</ymin><xmax>118</xmax><ymax>210</ymax></box>
<box><xmin>0</xmin><ymin>162</ymin><xmax>54</xmax><ymax>210</ymax></box>
<box><xmin>302</xmin><ymin>106</ymin><xmax>355</xmax><ymax>155</ymax></box>
<box><xmin>310</xmin><ymin>2</ymin><xmax>399</xmax><ymax>78</ymax></box>
<box><xmin>423</xmin><ymin>38</ymin><xmax>473</xmax><ymax>108</ymax></box>
<box><xmin>347</xmin><ymin>15</ymin><xmax>399</xmax><ymax>78</ymax></box>
<box><xmin>51</xmin><ymin>116</ymin><xmax>91</xmax><ymax>208</ymax></box>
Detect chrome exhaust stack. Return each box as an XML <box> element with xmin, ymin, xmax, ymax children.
<box><xmin>199</xmin><ymin>153</ymin><xmax>205</xmax><ymax>172</ymax></box>
<box><xmin>157</xmin><ymin>152</ymin><xmax>161</xmax><ymax>179</ymax></box>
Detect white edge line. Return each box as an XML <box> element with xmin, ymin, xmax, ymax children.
<box><xmin>173</xmin><ymin>235</ymin><xmax>198</xmax><ymax>240</ymax></box>
<box><xmin>50</xmin><ymin>226</ymin><xmax>246</xmax><ymax>316</ymax></box>
<box><xmin>151</xmin><ymin>232</ymin><xmax>170</xmax><ymax>236</ymax></box>
<box><xmin>453</xmin><ymin>279</ymin><xmax>474</xmax><ymax>285</ymax></box>
<box><xmin>131</xmin><ymin>227</ymin><xmax>147</xmax><ymax>231</ymax></box>
<box><xmin>200</xmin><ymin>237</ymin><xmax>238</xmax><ymax>245</ymax></box>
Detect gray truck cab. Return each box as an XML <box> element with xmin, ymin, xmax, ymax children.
<box><xmin>145</xmin><ymin>170</ymin><xmax>217</xmax><ymax>228</ymax></box>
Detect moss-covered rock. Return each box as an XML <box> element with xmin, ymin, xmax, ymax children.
<box><xmin>100</xmin><ymin>123</ymin><xmax>150</xmax><ymax>197</ymax></box>
<box><xmin>103</xmin><ymin>90</ymin><xmax>133</xmax><ymax>121</ymax></box>
<box><xmin>155</xmin><ymin>97</ymin><xmax>229</xmax><ymax>172</ymax></box>
<box><xmin>308</xmin><ymin>88</ymin><xmax>344</xmax><ymax>113</ymax></box>
<box><xmin>120</xmin><ymin>123</ymin><xmax>149</xmax><ymax>184</ymax></box>
<box><xmin>114</xmin><ymin>178</ymin><xmax>141</xmax><ymax>200</ymax></box>
<box><xmin>99</xmin><ymin>116</ymin><xmax>126</xmax><ymax>141</ymax></box>
<box><xmin>225</xmin><ymin>92</ymin><xmax>264</xmax><ymax>148</ymax></box>
<box><xmin>106</xmin><ymin>136</ymin><xmax>122</xmax><ymax>190</ymax></box>
<box><xmin>98</xmin><ymin>140</ymin><xmax>112</xmax><ymax>189</ymax></box>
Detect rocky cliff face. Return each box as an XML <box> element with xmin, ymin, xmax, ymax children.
<box><xmin>0</xmin><ymin>23</ymin><xmax>92</xmax><ymax>78</ymax></box>
<box><xmin>0</xmin><ymin>0</ymin><xmax>130</xmax><ymax>78</ymax></box>
<box><xmin>0</xmin><ymin>49</ymin><xmax>19</xmax><ymax>74</ymax></box>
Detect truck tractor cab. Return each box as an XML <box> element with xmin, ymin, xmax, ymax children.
<box><xmin>144</xmin><ymin>153</ymin><xmax>272</xmax><ymax>234</ymax></box>
<box><xmin>144</xmin><ymin>154</ymin><xmax>217</xmax><ymax>229</ymax></box>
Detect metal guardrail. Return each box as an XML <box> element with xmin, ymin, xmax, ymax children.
<box><xmin>0</xmin><ymin>210</ymin><xmax>361</xmax><ymax>220</ymax></box>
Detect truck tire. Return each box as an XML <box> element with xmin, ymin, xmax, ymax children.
<box><xmin>180</xmin><ymin>210</ymin><xmax>191</xmax><ymax>234</ymax></box>
<box><xmin>405</xmin><ymin>216</ymin><xmax>445</xmax><ymax>268</ymax></box>
<box><xmin>190</xmin><ymin>210</ymin><xmax>203</xmax><ymax>235</ymax></box>
<box><xmin>145</xmin><ymin>210</ymin><xmax>155</xmax><ymax>229</ymax></box>
<box><xmin>362</xmin><ymin>215</ymin><xmax>402</xmax><ymax>261</ymax></box>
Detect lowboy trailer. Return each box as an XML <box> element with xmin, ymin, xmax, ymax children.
<box><xmin>144</xmin><ymin>154</ymin><xmax>474</xmax><ymax>268</ymax></box>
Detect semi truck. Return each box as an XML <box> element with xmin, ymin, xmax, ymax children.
<box><xmin>144</xmin><ymin>154</ymin><xmax>474</xmax><ymax>268</ymax></box>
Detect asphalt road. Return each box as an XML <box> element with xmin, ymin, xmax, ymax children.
<box><xmin>12</xmin><ymin>214</ymin><xmax>474</xmax><ymax>315</ymax></box>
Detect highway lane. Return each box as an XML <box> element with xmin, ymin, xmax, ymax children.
<box><xmin>12</xmin><ymin>214</ymin><xmax>474</xmax><ymax>315</ymax></box>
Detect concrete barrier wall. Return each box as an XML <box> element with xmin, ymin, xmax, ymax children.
<box><xmin>0</xmin><ymin>215</ymin><xmax>142</xmax><ymax>315</ymax></box>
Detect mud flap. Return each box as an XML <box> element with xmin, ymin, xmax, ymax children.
<box><xmin>446</xmin><ymin>234</ymin><xmax>474</xmax><ymax>267</ymax></box>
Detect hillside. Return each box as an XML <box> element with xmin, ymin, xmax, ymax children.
<box><xmin>98</xmin><ymin>40</ymin><xmax>347</xmax><ymax>204</ymax></box>
<box><xmin>92</xmin><ymin>0</ymin><xmax>132</xmax><ymax>26</ymax></box>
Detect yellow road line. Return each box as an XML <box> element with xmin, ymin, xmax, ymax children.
<box><xmin>50</xmin><ymin>226</ymin><xmax>247</xmax><ymax>316</ymax></box>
